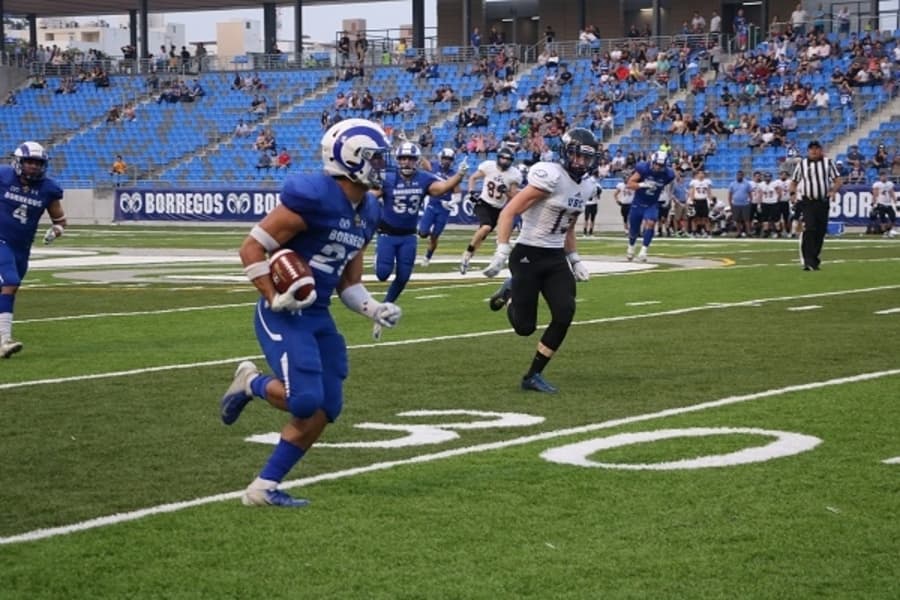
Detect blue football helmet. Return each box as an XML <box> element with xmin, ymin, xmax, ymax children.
<box><xmin>321</xmin><ymin>118</ymin><xmax>392</xmax><ymax>189</ymax></box>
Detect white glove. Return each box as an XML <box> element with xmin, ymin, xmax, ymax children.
<box><xmin>457</xmin><ymin>161</ymin><xmax>469</xmax><ymax>175</ymax></box>
<box><xmin>639</xmin><ymin>180</ymin><xmax>659</xmax><ymax>192</ymax></box>
<box><xmin>372</xmin><ymin>302</ymin><xmax>402</xmax><ymax>328</ymax></box>
<box><xmin>483</xmin><ymin>242</ymin><xmax>511</xmax><ymax>278</ymax></box>
<box><xmin>441</xmin><ymin>199</ymin><xmax>457</xmax><ymax>211</ymax></box>
<box><xmin>567</xmin><ymin>252</ymin><xmax>590</xmax><ymax>282</ymax></box>
<box><xmin>43</xmin><ymin>225</ymin><xmax>64</xmax><ymax>245</ymax></box>
<box><xmin>269</xmin><ymin>280</ymin><xmax>317</xmax><ymax>313</ymax></box>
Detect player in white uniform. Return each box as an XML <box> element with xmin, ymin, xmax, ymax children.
<box><xmin>482</xmin><ymin>128</ymin><xmax>598</xmax><ymax>394</ymax></box>
<box><xmin>758</xmin><ymin>172</ymin><xmax>780</xmax><ymax>237</ymax></box>
<box><xmin>776</xmin><ymin>171</ymin><xmax>793</xmax><ymax>237</ymax></box>
<box><xmin>613</xmin><ymin>175</ymin><xmax>634</xmax><ymax>234</ymax></box>
<box><xmin>459</xmin><ymin>147</ymin><xmax>521</xmax><ymax>274</ymax></box>
<box><xmin>582</xmin><ymin>174</ymin><xmax>601</xmax><ymax>236</ymax></box>
<box><xmin>871</xmin><ymin>171</ymin><xmax>897</xmax><ymax>237</ymax></box>
<box><xmin>688</xmin><ymin>170</ymin><xmax>713</xmax><ymax>237</ymax></box>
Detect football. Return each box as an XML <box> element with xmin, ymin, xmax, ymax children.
<box><xmin>269</xmin><ymin>248</ymin><xmax>315</xmax><ymax>301</ymax></box>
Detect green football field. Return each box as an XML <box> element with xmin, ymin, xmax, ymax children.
<box><xmin>1</xmin><ymin>227</ymin><xmax>898</xmax><ymax>599</ymax></box>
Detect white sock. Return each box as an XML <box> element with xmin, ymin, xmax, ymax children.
<box><xmin>0</xmin><ymin>313</ymin><xmax>11</xmax><ymax>343</ymax></box>
<box><xmin>248</xmin><ymin>477</ymin><xmax>278</xmax><ymax>491</ymax></box>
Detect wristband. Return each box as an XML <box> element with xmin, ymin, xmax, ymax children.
<box><xmin>244</xmin><ymin>261</ymin><xmax>270</xmax><ymax>281</ymax></box>
<box><xmin>250</xmin><ymin>225</ymin><xmax>280</xmax><ymax>252</ymax></box>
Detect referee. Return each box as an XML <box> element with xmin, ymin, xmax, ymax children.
<box><xmin>789</xmin><ymin>140</ymin><xmax>842</xmax><ymax>271</ymax></box>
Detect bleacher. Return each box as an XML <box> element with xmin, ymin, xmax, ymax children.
<box><xmin>1</xmin><ymin>28</ymin><xmax>896</xmax><ymax>190</ymax></box>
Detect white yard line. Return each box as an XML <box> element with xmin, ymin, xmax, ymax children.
<box><xmin>874</xmin><ymin>308</ymin><xmax>900</xmax><ymax>315</ymax></box>
<box><xmin>2</xmin><ymin>366</ymin><xmax>898</xmax><ymax>546</ymax></box>
<box><xmin>3</xmin><ymin>284</ymin><xmax>898</xmax><ymax>391</ymax></box>
<box><xmin>786</xmin><ymin>305</ymin><xmax>823</xmax><ymax>312</ymax></box>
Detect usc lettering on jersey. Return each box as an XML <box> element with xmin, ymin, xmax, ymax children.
<box><xmin>477</xmin><ymin>160</ymin><xmax>521</xmax><ymax>209</ymax></box>
<box><xmin>517</xmin><ymin>162</ymin><xmax>595</xmax><ymax>248</ymax></box>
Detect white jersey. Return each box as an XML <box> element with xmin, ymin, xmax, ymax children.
<box><xmin>476</xmin><ymin>160</ymin><xmax>521</xmax><ymax>209</ymax></box>
<box><xmin>689</xmin><ymin>178</ymin><xmax>713</xmax><ymax>201</ymax></box>
<box><xmin>760</xmin><ymin>181</ymin><xmax>779</xmax><ymax>204</ymax></box>
<box><xmin>614</xmin><ymin>182</ymin><xmax>634</xmax><ymax>205</ymax></box>
<box><xmin>750</xmin><ymin>180</ymin><xmax>763</xmax><ymax>203</ymax></box>
<box><xmin>872</xmin><ymin>181</ymin><xmax>896</xmax><ymax>206</ymax></box>
<box><xmin>777</xmin><ymin>178</ymin><xmax>792</xmax><ymax>201</ymax></box>
<box><xmin>517</xmin><ymin>162</ymin><xmax>594</xmax><ymax>248</ymax></box>
<box><xmin>585</xmin><ymin>176</ymin><xmax>601</xmax><ymax>206</ymax></box>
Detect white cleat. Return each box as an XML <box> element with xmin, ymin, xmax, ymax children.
<box><xmin>637</xmin><ymin>249</ymin><xmax>648</xmax><ymax>263</ymax></box>
<box><xmin>0</xmin><ymin>339</ymin><xmax>23</xmax><ymax>359</ymax></box>
<box><xmin>625</xmin><ymin>246</ymin><xmax>635</xmax><ymax>262</ymax></box>
<box><xmin>417</xmin><ymin>256</ymin><xmax>430</xmax><ymax>267</ymax></box>
<box><xmin>459</xmin><ymin>251</ymin><xmax>472</xmax><ymax>274</ymax></box>
<box><xmin>372</xmin><ymin>322</ymin><xmax>383</xmax><ymax>341</ymax></box>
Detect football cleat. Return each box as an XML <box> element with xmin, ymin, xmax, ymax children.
<box><xmin>638</xmin><ymin>248</ymin><xmax>648</xmax><ymax>263</ymax></box>
<box><xmin>459</xmin><ymin>251</ymin><xmax>472</xmax><ymax>274</ymax></box>
<box><xmin>489</xmin><ymin>277</ymin><xmax>513</xmax><ymax>312</ymax></box>
<box><xmin>625</xmin><ymin>245</ymin><xmax>635</xmax><ymax>262</ymax></box>
<box><xmin>521</xmin><ymin>373</ymin><xmax>558</xmax><ymax>394</ymax></box>
<box><xmin>417</xmin><ymin>256</ymin><xmax>430</xmax><ymax>267</ymax></box>
<box><xmin>0</xmin><ymin>339</ymin><xmax>23</xmax><ymax>359</ymax></box>
<box><xmin>242</xmin><ymin>487</ymin><xmax>310</xmax><ymax>508</ymax></box>
<box><xmin>220</xmin><ymin>360</ymin><xmax>259</xmax><ymax>425</ymax></box>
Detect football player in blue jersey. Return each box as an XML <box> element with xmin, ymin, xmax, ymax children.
<box><xmin>417</xmin><ymin>148</ymin><xmax>463</xmax><ymax>267</ymax></box>
<box><xmin>625</xmin><ymin>151</ymin><xmax>676</xmax><ymax>262</ymax></box>
<box><xmin>219</xmin><ymin>118</ymin><xmax>403</xmax><ymax>508</ymax></box>
<box><xmin>0</xmin><ymin>141</ymin><xmax>67</xmax><ymax>358</ymax></box>
<box><xmin>372</xmin><ymin>141</ymin><xmax>466</xmax><ymax>339</ymax></box>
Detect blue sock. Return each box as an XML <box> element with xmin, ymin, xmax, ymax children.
<box><xmin>425</xmin><ymin>249</ymin><xmax>434</xmax><ymax>259</ymax></box>
<box><xmin>250</xmin><ymin>374</ymin><xmax>274</xmax><ymax>399</ymax></box>
<box><xmin>0</xmin><ymin>294</ymin><xmax>14</xmax><ymax>313</ymax></box>
<box><xmin>259</xmin><ymin>438</ymin><xmax>306</xmax><ymax>482</ymax></box>
<box><xmin>642</xmin><ymin>227</ymin><xmax>655</xmax><ymax>247</ymax></box>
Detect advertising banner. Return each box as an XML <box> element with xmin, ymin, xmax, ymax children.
<box><xmin>115</xmin><ymin>188</ymin><xmax>480</xmax><ymax>224</ymax></box>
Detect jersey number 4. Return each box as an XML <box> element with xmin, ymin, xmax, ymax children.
<box><xmin>12</xmin><ymin>205</ymin><xmax>28</xmax><ymax>225</ymax></box>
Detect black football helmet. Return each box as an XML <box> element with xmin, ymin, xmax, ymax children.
<box><xmin>560</xmin><ymin>128</ymin><xmax>598</xmax><ymax>180</ymax></box>
<box><xmin>496</xmin><ymin>147</ymin><xmax>514</xmax><ymax>171</ymax></box>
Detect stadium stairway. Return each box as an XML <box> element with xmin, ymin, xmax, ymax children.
<box><xmin>830</xmin><ymin>92</ymin><xmax>900</xmax><ymax>161</ymax></box>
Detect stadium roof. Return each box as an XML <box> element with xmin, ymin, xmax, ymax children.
<box><xmin>2</xmin><ymin>0</ymin><xmax>362</xmax><ymax>18</ymax></box>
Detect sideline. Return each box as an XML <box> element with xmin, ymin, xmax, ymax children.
<box><xmin>2</xmin><ymin>283</ymin><xmax>898</xmax><ymax>391</ymax></box>
<box><xmin>2</xmin><ymin>367</ymin><xmax>898</xmax><ymax>546</ymax></box>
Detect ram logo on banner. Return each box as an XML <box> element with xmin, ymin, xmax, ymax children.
<box><xmin>115</xmin><ymin>188</ymin><xmax>480</xmax><ymax>224</ymax></box>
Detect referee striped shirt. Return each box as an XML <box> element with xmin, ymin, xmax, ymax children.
<box><xmin>791</xmin><ymin>157</ymin><xmax>840</xmax><ymax>200</ymax></box>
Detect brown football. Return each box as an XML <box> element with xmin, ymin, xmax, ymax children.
<box><xmin>269</xmin><ymin>248</ymin><xmax>315</xmax><ymax>301</ymax></box>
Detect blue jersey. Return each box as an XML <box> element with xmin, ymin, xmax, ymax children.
<box><xmin>279</xmin><ymin>173</ymin><xmax>380</xmax><ymax>310</ymax></box>
<box><xmin>380</xmin><ymin>169</ymin><xmax>439</xmax><ymax>232</ymax></box>
<box><xmin>0</xmin><ymin>165</ymin><xmax>63</xmax><ymax>251</ymax></box>
<box><xmin>428</xmin><ymin>164</ymin><xmax>457</xmax><ymax>205</ymax></box>
<box><xmin>632</xmin><ymin>162</ymin><xmax>676</xmax><ymax>206</ymax></box>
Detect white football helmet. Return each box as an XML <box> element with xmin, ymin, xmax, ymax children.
<box><xmin>13</xmin><ymin>141</ymin><xmax>49</xmax><ymax>183</ymax></box>
<box><xmin>321</xmin><ymin>119</ymin><xmax>391</xmax><ymax>189</ymax></box>
<box><xmin>650</xmin><ymin>151</ymin><xmax>668</xmax><ymax>172</ymax></box>
<box><xmin>395</xmin><ymin>142</ymin><xmax>422</xmax><ymax>177</ymax></box>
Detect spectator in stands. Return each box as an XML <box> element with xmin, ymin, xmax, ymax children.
<box><xmin>275</xmin><ymin>148</ymin><xmax>291</xmax><ymax>171</ymax></box>
<box><xmin>122</xmin><ymin>102</ymin><xmax>136</xmax><ymax>122</ymax></box>
<box><xmin>496</xmin><ymin>95</ymin><xmax>512</xmax><ymax>113</ymax></box>
<box><xmin>813</xmin><ymin>86</ymin><xmax>830</xmax><ymax>111</ymax></box>
<box><xmin>470</xmin><ymin>27</ymin><xmax>481</xmax><ymax>55</ymax></box>
<box><xmin>338</xmin><ymin>32</ymin><xmax>351</xmax><ymax>65</ymax></box>
<box><xmin>55</xmin><ymin>77</ymin><xmax>77</xmax><ymax>94</ymax></box>
<box><xmin>250</xmin><ymin>94</ymin><xmax>268</xmax><ymax>117</ymax></box>
<box><xmin>700</xmin><ymin>134</ymin><xmax>718</xmax><ymax>157</ymax></box>
<box><xmin>709</xmin><ymin>10</ymin><xmax>722</xmax><ymax>38</ymax></box>
<box><xmin>690</xmin><ymin>72</ymin><xmax>707</xmax><ymax>94</ymax></box>
<box><xmin>235</xmin><ymin>119</ymin><xmax>252</xmax><ymax>138</ymax></box>
<box><xmin>110</xmin><ymin>155</ymin><xmax>127</xmax><ymax>186</ymax></box>
<box><xmin>400</xmin><ymin>95</ymin><xmax>416</xmax><ymax>116</ymax></box>
<box><xmin>255</xmin><ymin>150</ymin><xmax>273</xmax><ymax>174</ymax></box>
<box><xmin>871</xmin><ymin>144</ymin><xmax>890</xmax><ymax>171</ymax></box>
<box><xmin>836</xmin><ymin>6</ymin><xmax>851</xmax><ymax>34</ymax></box>
<box><xmin>782</xmin><ymin>110</ymin><xmax>798</xmax><ymax>133</ymax></box>
<box><xmin>846</xmin><ymin>164</ymin><xmax>867</xmax><ymax>184</ymax></box>
<box><xmin>4</xmin><ymin>91</ymin><xmax>16</xmax><ymax>106</ymax></box>
<box><xmin>890</xmin><ymin>155</ymin><xmax>900</xmax><ymax>179</ymax></box>
<box><xmin>188</xmin><ymin>78</ymin><xmax>205</xmax><ymax>100</ymax></box>
<box><xmin>418</xmin><ymin>126</ymin><xmax>435</xmax><ymax>152</ymax></box>
<box><xmin>106</xmin><ymin>105</ymin><xmax>121</xmax><ymax>123</ymax></box>
<box><xmin>29</xmin><ymin>75</ymin><xmax>46</xmax><ymax>90</ymax></box>
<box><xmin>355</xmin><ymin>33</ymin><xmax>368</xmax><ymax>64</ymax></box>
<box><xmin>839</xmin><ymin>81</ymin><xmax>853</xmax><ymax>107</ymax></box>
<box><xmin>833</xmin><ymin>159</ymin><xmax>849</xmax><ymax>177</ymax></box>
<box><xmin>847</xmin><ymin>145</ymin><xmax>865</xmax><ymax>170</ymax></box>
<box><xmin>578</xmin><ymin>28</ymin><xmax>598</xmax><ymax>56</ymax></box>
